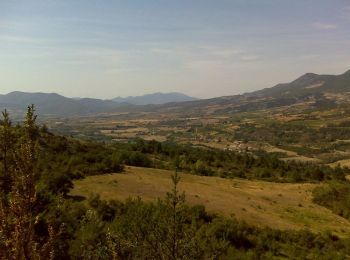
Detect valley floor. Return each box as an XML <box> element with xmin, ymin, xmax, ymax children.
<box><xmin>71</xmin><ymin>166</ymin><xmax>350</xmax><ymax>237</ymax></box>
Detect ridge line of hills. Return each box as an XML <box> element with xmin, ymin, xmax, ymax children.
<box><xmin>1</xmin><ymin>69</ymin><xmax>350</xmax><ymax>117</ymax></box>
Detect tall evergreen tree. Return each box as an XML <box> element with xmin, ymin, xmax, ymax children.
<box><xmin>0</xmin><ymin>105</ymin><xmax>55</xmax><ymax>260</ymax></box>
<box><xmin>0</xmin><ymin>109</ymin><xmax>15</xmax><ymax>194</ymax></box>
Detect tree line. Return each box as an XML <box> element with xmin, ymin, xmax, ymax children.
<box><xmin>111</xmin><ymin>138</ymin><xmax>348</xmax><ymax>183</ymax></box>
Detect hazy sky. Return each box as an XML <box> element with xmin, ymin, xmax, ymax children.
<box><xmin>0</xmin><ymin>0</ymin><xmax>350</xmax><ymax>99</ymax></box>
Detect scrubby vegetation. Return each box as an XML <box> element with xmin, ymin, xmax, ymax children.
<box><xmin>235</xmin><ymin>121</ymin><xmax>350</xmax><ymax>149</ymax></box>
<box><xmin>313</xmin><ymin>181</ymin><xmax>350</xmax><ymax>220</ymax></box>
<box><xmin>65</xmin><ymin>191</ymin><xmax>350</xmax><ymax>259</ymax></box>
<box><xmin>111</xmin><ymin>138</ymin><xmax>348</xmax><ymax>183</ymax></box>
<box><xmin>2</xmin><ymin>106</ymin><xmax>350</xmax><ymax>259</ymax></box>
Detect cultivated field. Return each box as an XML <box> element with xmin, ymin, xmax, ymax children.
<box><xmin>71</xmin><ymin>166</ymin><xmax>350</xmax><ymax>237</ymax></box>
<box><xmin>49</xmin><ymin>104</ymin><xmax>350</xmax><ymax>165</ymax></box>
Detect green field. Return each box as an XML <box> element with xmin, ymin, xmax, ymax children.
<box><xmin>71</xmin><ymin>166</ymin><xmax>350</xmax><ymax>237</ymax></box>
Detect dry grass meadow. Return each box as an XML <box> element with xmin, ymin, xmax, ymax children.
<box><xmin>71</xmin><ymin>166</ymin><xmax>350</xmax><ymax>237</ymax></box>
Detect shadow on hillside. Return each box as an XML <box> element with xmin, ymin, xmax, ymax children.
<box><xmin>66</xmin><ymin>195</ymin><xmax>86</xmax><ymax>202</ymax></box>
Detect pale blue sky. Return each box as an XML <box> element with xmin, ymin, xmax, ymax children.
<box><xmin>0</xmin><ymin>0</ymin><xmax>349</xmax><ymax>98</ymax></box>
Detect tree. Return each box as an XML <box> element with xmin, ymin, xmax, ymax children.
<box><xmin>167</xmin><ymin>168</ymin><xmax>185</xmax><ymax>259</ymax></box>
<box><xmin>152</xmin><ymin>168</ymin><xmax>198</xmax><ymax>259</ymax></box>
<box><xmin>0</xmin><ymin>109</ymin><xmax>16</xmax><ymax>194</ymax></box>
<box><xmin>88</xmin><ymin>169</ymin><xmax>201</xmax><ymax>259</ymax></box>
<box><xmin>0</xmin><ymin>105</ymin><xmax>55</xmax><ymax>259</ymax></box>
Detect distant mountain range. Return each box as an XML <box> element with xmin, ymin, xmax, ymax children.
<box><xmin>146</xmin><ymin>69</ymin><xmax>350</xmax><ymax>115</ymax></box>
<box><xmin>112</xmin><ymin>92</ymin><xmax>198</xmax><ymax>105</ymax></box>
<box><xmin>0</xmin><ymin>91</ymin><xmax>129</xmax><ymax>117</ymax></box>
<box><xmin>1</xmin><ymin>70</ymin><xmax>350</xmax><ymax>117</ymax></box>
<box><xmin>0</xmin><ymin>91</ymin><xmax>197</xmax><ymax>117</ymax></box>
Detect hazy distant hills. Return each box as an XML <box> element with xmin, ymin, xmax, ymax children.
<box><xmin>112</xmin><ymin>92</ymin><xmax>198</xmax><ymax>105</ymax></box>
<box><xmin>0</xmin><ymin>91</ymin><xmax>197</xmax><ymax>117</ymax></box>
<box><xmin>251</xmin><ymin>69</ymin><xmax>350</xmax><ymax>99</ymax></box>
<box><xmin>1</xmin><ymin>70</ymin><xmax>350</xmax><ymax>117</ymax></box>
<box><xmin>149</xmin><ymin>69</ymin><xmax>350</xmax><ymax>115</ymax></box>
<box><xmin>0</xmin><ymin>91</ymin><xmax>128</xmax><ymax>117</ymax></box>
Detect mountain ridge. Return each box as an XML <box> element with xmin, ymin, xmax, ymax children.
<box><xmin>1</xmin><ymin>69</ymin><xmax>350</xmax><ymax>117</ymax></box>
<box><xmin>0</xmin><ymin>91</ymin><xmax>129</xmax><ymax>117</ymax></box>
<box><xmin>251</xmin><ymin>70</ymin><xmax>350</xmax><ymax>98</ymax></box>
<box><xmin>0</xmin><ymin>91</ymin><xmax>197</xmax><ymax>117</ymax></box>
<box><xmin>112</xmin><ymin>92</ymin><xmax>198</xmax><ymax>105</ymax></box>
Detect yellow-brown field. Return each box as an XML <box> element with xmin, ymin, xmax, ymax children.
<box><xmin>71</xmin><ymin>166</ymin><xmax>350</xmax><ymax>237</ymax></box>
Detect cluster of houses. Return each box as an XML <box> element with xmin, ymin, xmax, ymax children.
<box><xmin>224</xmin><ymin>141</ymin><xmax>255</xmax><ymax>153</ymax></box>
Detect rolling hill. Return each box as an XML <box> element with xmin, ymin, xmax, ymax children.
<box><xmin>0</xmin><ymin>91</ymin><xmax>197</xmax><ymax>117</ymax></box>
<box><xmin>146</xmin><ymin>69</ymin><xmax>350</xmax><ymax>115</ymax></box>
<box><xmin>252</xmin><ymin>69</ymin><xmax>350</xmax><ymax>98</ymax></box>
<box><xmin>112</xmin><ymin>92</ymin><xmax>198</xmax><ymax>105</ymax></box>
<box><xmin>71</xmin><ymin>166</ymin><xmax>350</xmax><ymax>236</ymax></box>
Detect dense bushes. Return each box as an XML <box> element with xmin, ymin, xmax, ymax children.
<box><xmin>234</xmin><ymin>122</ymin><xmax>350</xmax><ymax>148</ymax></box>
<box><xmin>313</xmin><ymin>181</ymin><xmax>350</xmax><ymax>220</ymax></box>
<box><xmin>37</xmin><ymin>134</ymin><xmax>124</xmax><ymax>178</ymax></box>
<box><xmin>34</xmin><ymin>125</ymin><xmax>347</xmax><ymax>184</ymax></box>
<box><xmin>117</xmin><ymin>150</ymin><xmax>152</xmax><ymax>167</ymax></box>
<box><xmin>112</xmin><ymin>138</ymin><xmax>348</xmax><ymax>183</ymax></box>
<box><xmin>0</xmin><ymin>107</ymin><xmax>123</xmax><ymax>259</ymax></box>
<box><xmin>64</xmin><ymin>192</ymin><xmax>350</xmax><ymax>259</ymax></box>
<box><xmin>54</xmin><ymin>170</ymin><xmax>350</xmax><ymax>259</ymax></box>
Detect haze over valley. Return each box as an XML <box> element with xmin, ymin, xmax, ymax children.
<box><xmin>2</xmin><ymin>1</ymin><xmax>350</xmax><ymax>259</ymax></box>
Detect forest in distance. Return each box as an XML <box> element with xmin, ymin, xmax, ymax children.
<box><xmin>1</xmin><ymin>106</ymin><xmax>350</xmax><ymax>259</ymax></box>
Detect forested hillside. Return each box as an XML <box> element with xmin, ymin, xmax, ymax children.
<box><xmin>1</xmin><ymin>106</ymin><xmax>350</xmax><ymax>259</ymax></box>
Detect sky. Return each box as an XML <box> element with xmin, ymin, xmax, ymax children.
<box><xmin>0</xmin><ymin>0</ymin><xmax>350</xmax><ymax>99</ymax></box>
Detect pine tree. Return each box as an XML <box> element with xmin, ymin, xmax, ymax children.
<box><xmin>9</xmin><ymin>105</ymin><xmax>40</xmax><ymax>259</ymax></box>
<box><xmin>167</xmin><ymin>168</ymin><xmax>185</xmax><ymax>260</ymax></box>
<box><xmin>0</xmin><ymin>105</ymin><xmax>55</xmax><ymax>260</ymax></box>
<box><xmin>154</xmin><ymin>168</ymin><xmax>198</xmax><ymax>259</ymax></box>
<box><xmin>0</xmin><ymin>109</ymin><xmax>15</xmax><ymax>194</ymax></box>
<box><xmin>0</xmin><ymin>109</ymin><xmax>16</xmax><ymax>258</ymax></box>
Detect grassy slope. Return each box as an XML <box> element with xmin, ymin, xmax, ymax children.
<box><xmin>71</xmin><ymin>166</ymin><xmax>350</xmax><ymax>237</ymax></box>
<box><xmin>329</xmin><ymin>159</ymin><xmax>350</xmax><ymax>168</ymax></box>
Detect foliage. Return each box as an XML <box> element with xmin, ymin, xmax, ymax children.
<box><xmin>0</xmin><ymin>106</ymin><xmax>124</xmax><ymax>259</ymax></box>
<box><xmin>67</xmin><ymin>191</ymin><xmax>350</xmax><ymax>259</ymax></box>
<box><xmin>2</xmin><ymin>107</ymin><xmax>350</xmax><ymax>259</ymax></box>
<box><xmin>313</xmin><ymin>181</ymin><xmax>350</xmax><ymax>220</ymax></box>
<box><xmin>0</xmin><ymin>105</ymin><xmax>54</xmax><ymax>259</ymax></box>
<box><xmin>111</xmin><ymin>138</ymin><xmax>347</xmax><ymax>183</ymax></box>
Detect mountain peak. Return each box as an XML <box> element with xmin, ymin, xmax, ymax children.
<box><xmin>343</xmin><ymin>69</ymin><xmax>350</xmax><ymax>75</ymax></box>
<box><xmin>291</xmin><ymin>72</ymin><xmax>319</xmax><ymax>85</ymax></box>
<box><xmin>7</xmin><ymin>91</ymin><xmax>27</xmax><ymax>96</ymax></box>
<box><xmin>298</xmin><ymin>72</ymin><xmax>318</xmax><ymax>80</ymax></box>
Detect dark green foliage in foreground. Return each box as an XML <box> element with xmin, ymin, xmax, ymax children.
<box><xmin>63</xmin><ymin>194</ymin><xmax>350</xmax><ymax>259</ymax></box>
<box><xmin>55</xmin><ymin>171</ymin><xmax>350</xmax><ymax>259</ymax></box>
<box><xmin>0</xmin><ymin>106</ymin><xmax>54</xmax><ymax>259</ymax></box>
<box><xmin>313</xmin><ymin>181</ymin><xmax>350</xmax><ymax>220</ymax></box>
<box><xmin>112</xmin><ymin>138</ymin><xmax>347</xmax><ymax>183</ymax></box>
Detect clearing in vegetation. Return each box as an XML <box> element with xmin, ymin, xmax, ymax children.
<box><xmin>71</xmin><ymin>166</ymin><xmax>350</xmax><ymax>237</ymax></box>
